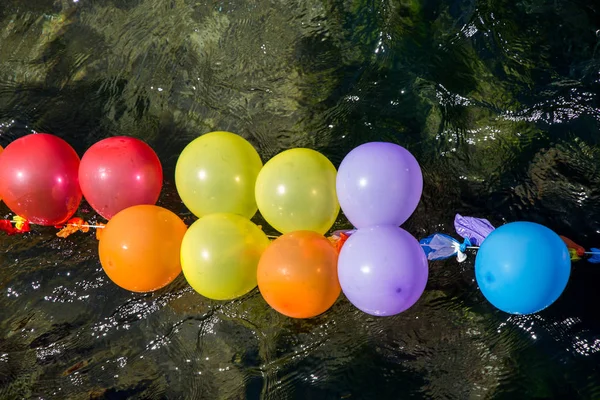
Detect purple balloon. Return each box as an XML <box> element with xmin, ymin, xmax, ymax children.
<box><xmin>336</xmin><ymin>142</ymin><xmax>423</xmax><ymax>229</ymax></box>
<box><xmin>338</xmin><ymin>225</ymin><xmax>428</xmax><ymax>316</ymax></box>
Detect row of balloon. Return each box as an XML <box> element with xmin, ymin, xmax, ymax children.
<box><xmin>0</xmin><ymin>132</ymin><xmax>580</xmax><ymax>318</ymax></box>
<box><xmin>0</xmin><ymin>131</ymin><xmax>425</xmax><ymax>318</ymax></box>
<box><xmin>177</xmin><ymin>134</ymin><xmax>430</xmax><ymax>318</ymax></box>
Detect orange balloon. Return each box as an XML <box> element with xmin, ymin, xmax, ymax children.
<box><xmin>257</xmin><ymin>230</ymin><xmax>341</xmax><ymax>318</ymax></box>
<box><xmin>98</xmin><ymin>205</ymin><xmax>187</xmax><ymax>292</ymax></box>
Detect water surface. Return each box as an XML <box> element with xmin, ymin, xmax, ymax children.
<box><xmin>1</xmin><ymin>0</ymin><xmax>600</xmax><ymax>399</ymax></box>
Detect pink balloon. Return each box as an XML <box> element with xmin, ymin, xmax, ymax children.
<box><xmin>79</xmin><ymin>137</ymin><xmax>163</xmax><ymax>220</ymax></box>
<box><xmin>0</xmin><ymin>133</ymin><xmax>82</xmax><ymax>226</ymax></box>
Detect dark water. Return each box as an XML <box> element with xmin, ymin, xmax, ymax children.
<box><xmin>1</xmin><ymin>0</ymin><xmax>600</xmax><ymax>398</ymax></box>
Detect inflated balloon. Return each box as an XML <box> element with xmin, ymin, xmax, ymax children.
<box><xmin>336</xmin><ymin>142</ymin><xmax>423</xmax><ymax>229</ymax></box>
<box><xmin>79</xmin><ymin>136</ymin><xmax>163</xmax><ymax>220</ymax></box>
<box><xmin>475</xmin><ymin>222</ymin><xmax>571</xmax><ymax>315</ymax></box>
<box><xmin>255</xmin><ymin>149</ymin><xmax>339</xmax><ymax>235</ymax></box>
<box><xmin>98</xmin><ymin>205</ymin><xmax>187</xmax><ymax>292</ymax></box>
<box><xmin>257</xmin><ymin>231</ymin><xmax>340</xmax><ymax>318</ymax></box>
<box><xmin>175</xmin><ymin>131</ymin><xmax>262</xmax><ymax>219</ymax></box>
<box><xmin>338</xmin><ymin>226</ymin><xmax>428</xmax><ymax>316</ymax></box>
<box><xmin>0</xmin><ymin>133</ymin><xmax>82</xmax><ymax>226</ymax></box>
<box><xmin>180</xmin><ymin>213</ymin><xmax>270</xmax><ymax>300</ymax></box>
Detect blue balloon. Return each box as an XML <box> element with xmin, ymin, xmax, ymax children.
<box><xmin>475</xmin><ymin>221</ymin><xmax>570</xmax><ymax>315</ymax></box>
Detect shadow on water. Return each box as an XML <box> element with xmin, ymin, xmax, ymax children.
<box><xmin>1</xmin><ymin>0</ymin><xmax>600</xmax><ymax>398</ymax></box>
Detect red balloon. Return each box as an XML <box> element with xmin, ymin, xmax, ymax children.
<box><xmin>0</xmin><ymin>133</ymin><xmax>82</xmax><ymax>226</ymax></box>
<box><xmin>79</xmin><ymin>136</ymin><xmax>163</xmax><ymax>220</ymax></box>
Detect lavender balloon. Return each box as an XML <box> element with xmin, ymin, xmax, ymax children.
<box><xmin>338</xmin><ymin>226</ymin><xmax>428</xmax><ymax>316</ymax></box>
<box><xmin>336</xmin><ymin>142</ymin><xmax>423</xmax><ymax>228</ymax></box>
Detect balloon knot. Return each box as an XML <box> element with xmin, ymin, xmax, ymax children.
<box><xmin>12</xmin><ymin>215</ymin><xmax>28</xmax><ymax>230</ymax></box>
<box><xmin>459</xmin><ymin>238</ymin><xmax>471</xmax><ymax>253</ymax></box>
<box><xmin>95</xmin><ymin>223</ymin><xmax>106</xmax><ymax>240</ymax></box>
<box><xmin>328</xmin><ymin>231</ymin><xmax>351</xmax><ymax>253</ymax></box>
<box><xmin>56</xmin><ymin>218</ymin><xmax>90</xmax><ymax>238</ymax></box>
<box><xmin>0</xmin><ymin>218</ymin><xmax>30</xmax><ymax>235</ymax></box>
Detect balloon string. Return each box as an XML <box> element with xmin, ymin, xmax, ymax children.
<box><xmin>462</xmin><ymin>246</ymin><xmax>600</xmax><ymax>255</ymax></box>
<box><xmin>8</xmin><ymin>220</ymin><xmax>106</xmax><ymax>229</ymax></box>
<box><xmin>7</xmin><ymin>220</ymin><xmax>600</xmax><ymax>256</ymax></box>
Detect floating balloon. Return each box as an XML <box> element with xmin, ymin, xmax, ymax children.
<box><xmin>255</xmin><ymin>149</ymin><xmax>339</xmax><ymax>235</ymax></box>
<box><xmin>257</xmin><ymin>231</ymin><xmax>341</xmax><ymax>318</ymax></box>
<box><xmin>475</xmin><ymin>222</ymin><xmax>571</xmax><ymax>315</ymax></box>
<box><xmin>336</xmin><ymin>142</ymin><xmax>423</xmax><ymax>229</ymax></box>
<box><xmin>98</xmin><ymin>205</ymin><xmax>187</xmax><ymax>292</ymax></box>
<box><xmin>338</xmin><ymin>226</ymin><xmax>428</xmax><ymax>316</ymax></box>
<box><xmin>79</xmin><ymin>136</ymin><xmax>163</xmax><ymax>220</ymax></box>
<box><xmin>180</xmin><ymin>213</ymin><xmax>270</xmax><ymax>300</ymax></box>
<box><xmin>0</xmin><ymin>133</ymin><xmax>82</xmax><ymax>226</ymax></box>
<box><xmin>175</xmin><ymin>131</ymin><xmax>262</xmax><ymax>219</ymax></box>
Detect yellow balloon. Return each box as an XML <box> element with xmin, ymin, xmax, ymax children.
<box><xmin>255</xmin><ymin>148</ymin><xmax>339</xmax><ymax>235</ymax></box>
<box><xmin>175</xmin><ymin>131</ymin><xmax>263</xmax><ymax>219</ymax></box>
<box><xmin>180</xmin><ymin>213</ymin><xmax>270</xmax><ymax>300</ymax></box>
